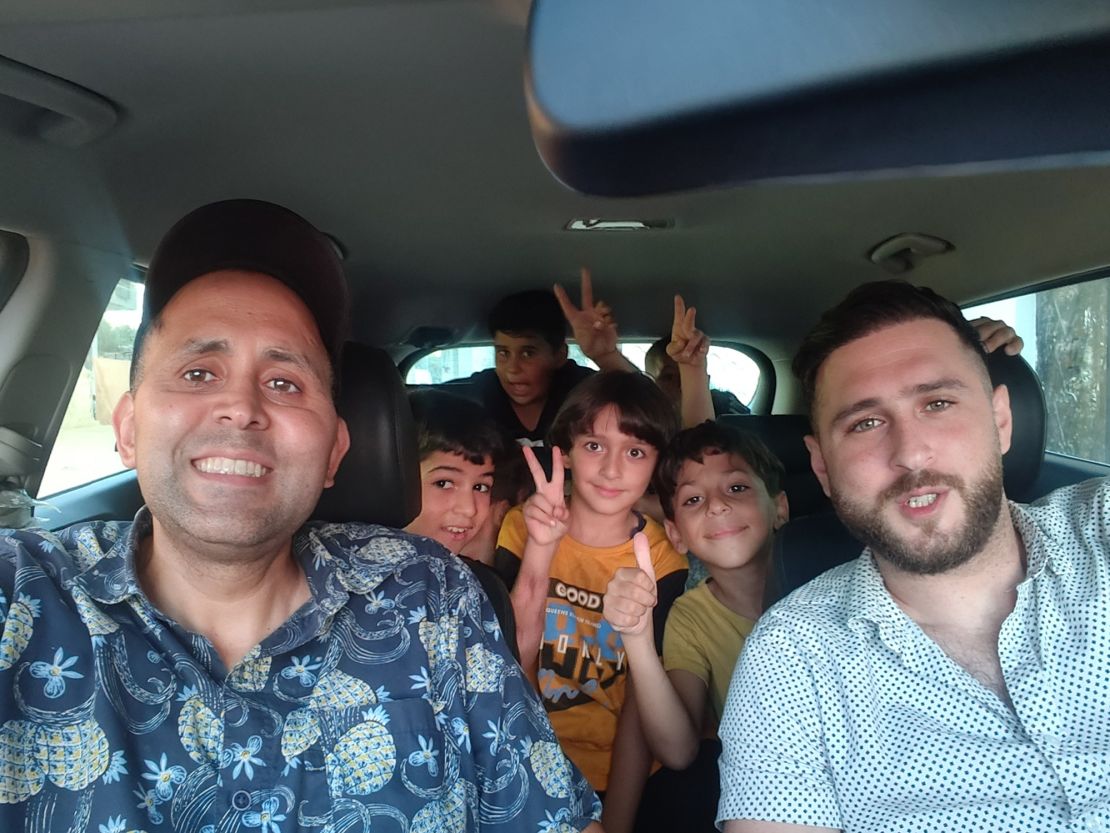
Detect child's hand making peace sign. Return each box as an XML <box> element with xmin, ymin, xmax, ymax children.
<box><xmin>521</xmin><ymin>445</ymin><xmax>569</xmax><ymax>548</ymax></box>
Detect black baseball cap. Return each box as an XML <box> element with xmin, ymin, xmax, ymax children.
<box><xmin>142</xmin><ymin>199</ymin><xmax>350</xmax><ymax>372</ymax></box>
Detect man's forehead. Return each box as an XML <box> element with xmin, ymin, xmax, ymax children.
<box><xmin>813</xmin><ymin>319</ymin><xmax>987</xmax><ymax>414</ymax></box>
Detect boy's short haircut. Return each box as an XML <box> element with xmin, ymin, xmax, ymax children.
<box><xmin>792</xmin><ymin>279</ymin><xmax>987</xmax><ymax>416</ymax></box>
<box><xmin>487</xmin><ymin>289</ymin><xmax>568</xmax><ymax>350</ymax></box>
<box><xmin>644</xmin><ymin>336</ymin><xmax>670</xmax><ymax>377</ymax></box>
<box><xmin>654</xmin><ymin>420</ymin><xmax>785</xmax><ymax>521</ymax></box>
<box><xmin>408</xmin><ymin>389</ymin><xmax>510</xmax><ymax>466</ymax></box>
<box><xmin>547</xmin><ymin>370</ymin><xmax>679</xmax><ymax>455</ymax></box>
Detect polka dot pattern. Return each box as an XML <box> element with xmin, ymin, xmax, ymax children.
<box><xmin>717</xmin><ymin>478</ymin><xmax>1110</xmax><ymax>832</ymax></box>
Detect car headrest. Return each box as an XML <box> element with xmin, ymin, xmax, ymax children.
<box><xmin>766</xmin><ymin>349</ymin><xmax>1048</xmax><ymax>606</ymax></box>
<box><xmin>716</xmin><ymin>414</ymin><xmax>830</xmax><ymax>517</ymax></box>
<box><xmin>312</xmin><ymin>341</ymin><xmax>421</xmax><ymax>527</ymax></box>
<box><xmin>988</xmin><ymin>350</ymin><xmax>1046</xmax><ymax>503</ymax></box>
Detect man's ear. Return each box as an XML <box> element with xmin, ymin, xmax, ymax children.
<box><xmin>112</xmin><ymin>392</ymin><xmax>138</xmax><ymax>470</ymax></box>
<box><xmin>992</xmin><ymin>383</ymin><xmax>1013</xmax><ymax>456</ymax></box>
<box><xmin>323</xmin><ymin>417</ymin><xmax>352</xmax><ymax>488</ymax></box>
<box><xmin>773</xmin><ymin>491</ymin><xmax>790</xmax><ymax>530</ymax></box>
<box><xmin>804</xmin><ymin>434</ymin><xmax>831</xmax><ymax>498</ymax></box>
<box><xmin>663</xmin><ymin>518</ymin><xmax>688</xmax><ymax>554</ymax></box>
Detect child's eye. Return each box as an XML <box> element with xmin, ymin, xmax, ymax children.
<box><xmin>681</xmin><ymin>495</ymin><xmax>703</xmax><ymax>507</ymax></box>
<box><xmin>266</xmin><ymin>377</ymin><xmax>301</xmax><ymax>394</ymax></box>
<box><xmin>182</xmin><ymin>368</ymin><xmax>215</xmax><ymax>384</ymax></box>
<box><xmin>728</xmin><ymin>483</ymin><xmax>749</xmax><ymax>494</ymax></box>
<box><xmin>432</xmin><ymin>479</ymin><xmax>454</xmax><ymax>490</ymax></box>
<box><xmin>474</xmin><ymin>483</ymin><xmax>491</xmax><ymax>493</ymax></box>
<box><xmin>628</xmin><ymin>448</ymin><xmax>645</xmax><ymax>459</ymax></box>
<box><xmin>521</xmin><ymin>348</ymin><xmax>536</xmax><ymax>359</ymax></box>
<box><xmin>849</xmin><ymin>417</ymin><xmax>883</xmax><ymax>433</ymax></box>
<box><xmin>584</xmin><ymin>441</ymin><xmax>601</xmax><ymax>452</ymax></box>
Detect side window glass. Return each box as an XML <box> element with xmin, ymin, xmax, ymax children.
<box><xmin>39</xmin><ymin>278</ymin><xmax>143</xmax><ymax>495</ymax></box>
<box><xmin>406</xmin><ymin>342</ymin><xmax>761</xmax><ymax>407</ymax></box>
<box><xmin>965</xmin><ymin>276</ymin><xmax>1110</xmax><ymax>464</ymax></box>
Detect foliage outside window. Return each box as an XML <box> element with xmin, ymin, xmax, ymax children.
<box><xmin>39</xmin><ymin>279</ymin><xmax>142</xmax><ymax>496</ymax></box>
<box><xmin>966</xmin><ymin>276</ymin><xmax>1110</xmax><ymax>465</ymax></box>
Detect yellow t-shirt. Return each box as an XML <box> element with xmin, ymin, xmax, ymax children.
<box><xmin>497</xmin><ymin>506</ymin><xmax>688</xmax><ymax>791</ymax></box>
<box><xmin>662</xmin><ymin>579</ymin><xmax>755</xmax><ymax>726</ymax></box>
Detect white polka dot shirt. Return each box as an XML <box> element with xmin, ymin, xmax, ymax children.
<box><xmin>718</xmin><ymin>477</ymin><xmax>1110</xmax><ymax>833</ymax></box>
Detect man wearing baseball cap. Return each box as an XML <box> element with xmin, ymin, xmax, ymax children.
<box><xmin>0</xmin><ymin>200</ymin><xmax>601</xmax><ymax>832</ymax></box>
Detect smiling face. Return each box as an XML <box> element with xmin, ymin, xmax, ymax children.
<box><xmin>493</xmin><ymin>331</ymin><xmax>567</xmax><ymax>408</ymax></box>
<box><xmin>805</xmin><ymin>318</ymin><xmax>1012</xmax><ymax>575</ymax></box>
<box><xmin>405</xmin><ymin>451</ymin><xmax>495</xmax><ymax>553</ymax></box>
<box><xmin>665</xmin><ymin>451</ymin><xmax>787</xmax><ymax>568</ymax></box>
<box><xmin>113</xmin><ymin>270</ymin><xmax>350</xmax><ymax>559</ymax></box>
<box><xmin>565</xmin><ymin>404</ymin><xmax>658</xmax><ymax>517</ymax></box>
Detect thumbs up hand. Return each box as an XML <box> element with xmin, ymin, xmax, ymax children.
<box><xmin>602</xmin><ymin>532</ymin><xmax>658</xmax><ymax>639</ymax></box>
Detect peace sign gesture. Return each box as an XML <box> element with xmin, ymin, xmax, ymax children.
<box><xmin>521</xmin><ymin>445</ymin><xmax>569</xmax><ymax>548</ymax></box>
<box><xmin>666</xmin><ymin>294</ymin><xmax>709</xmax><ymax>370</ymax></box>
<box><xmin>553</xmin><ymin>267</ymin><xmax>620</xmax><ymax>362</ymax></box>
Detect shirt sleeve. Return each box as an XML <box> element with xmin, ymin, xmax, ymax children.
<box><xmin>441</xmin><ymin>550</ymin><xmax>602</xmax><ymax>829</ymax></box>
<box><xmin>716</xmin><ymin>615</ymin><xmax>842</xmax><ymax>830</ymax></box>
<box><xmin>662</xmin><ymin>596</ymin><xmax>711</xmax><ymax>684</ymax></box>
<box><xmin>493</xmin><ymin>505</ymin><xmax>527</xmax><ymax>588</ymax></box>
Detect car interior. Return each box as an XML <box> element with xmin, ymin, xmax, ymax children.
<box><xmin>3</xmin><ymin>2</ymin><xmax>1110</xmax><ymax>827</ymax></box>
<box><xmin>3</xmin><ymin>1</ymin><xmax>1108</xmax><ymax>532</ymax></box>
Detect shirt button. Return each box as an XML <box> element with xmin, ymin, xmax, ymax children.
<box><xmin>232</xmin><ymin>790</ymin><xmax>252</xmax><ymax>810</ymax></box>
<box><xmin>1087</xmin><ymin>818</ymin><xmax>1106</xmax><ymax>833</ymax></box>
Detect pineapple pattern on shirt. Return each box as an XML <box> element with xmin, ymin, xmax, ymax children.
<box><xmin>0</xmin><ymin>509</ymin><xmax>600</xmax><ymax>832</ymax></box>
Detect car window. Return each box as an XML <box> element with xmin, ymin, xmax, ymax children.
<box><xmin>965</xmin><ymin>275</ymin><xmax>1110</xmax><ymax>465</ymax></box>
<box><xmin>38</xmin><ymin>278</ymin><xmax>142</xmax><ymax>496</ymax></box>
<box><xmin>406</xmin><ymin>342</ymin><xmax>761</xmax><ymax>406</ymax></box>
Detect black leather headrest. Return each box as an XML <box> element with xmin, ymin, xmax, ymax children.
<box><xmin>988</xmin><ymin>351</ymin><xmax>1046</xmax><ymax>503</ymax></box>
<box><xmin>716</xmin><ymin>414</ymin><xmax>829</xmax><ymax>517</ymax></box>
<box><xmin>312</xmin><ymin>341</ymin><xmax>421</xmax><ymax>527</ymax></box>
<box><xmin>766</xmin><ymin>349</ymin><xmax>1049</xmax><ymax>606</ymax></box>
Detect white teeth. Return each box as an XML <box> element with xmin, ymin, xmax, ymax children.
<box><xmin>907</xmin><ymin>493</ymin><xmax>937</xmax><ymax>508</ymax></box>
<box><xmin>195</xmin><ymin>457</ymin><xmax>268</xmax><ymax>477</ymax></box>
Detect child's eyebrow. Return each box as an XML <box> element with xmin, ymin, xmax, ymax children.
<box><xmin>427</xmin><ymin>463</ymin><xmax>495</xmax><ymax>478</ymax></box>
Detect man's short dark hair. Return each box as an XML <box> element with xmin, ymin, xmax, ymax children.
<box><xmin>487</xmin><ymin>290</ymin><xmax>568</xmax><ymax>350</ymax></box>
<box><xmin>547</xmin><ymin>371</ymin><xmax>678</xmax><ymax>455</ymax></box>
<box><xmin>654</xmin><ymin>421</ymin><xmax>785</xmax><ymax>521</ymax></box>
<box><xmin>793</xmin><ymin>280</ymin><xmax>987</xmax><ymax>416</ymax></box>
<box><xmin>409</xmin><ymin>389</ymin><xmax>509</xmax><ymax>466</ymax></box>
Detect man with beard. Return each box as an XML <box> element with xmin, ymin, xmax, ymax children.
<box><xmin>0</xmin><ymin>200</ymin><xmax>601</xmax><ymax>832</ymax></box>
<box><xmin>716</xmin><ymin>281</ymin><xmax>1110</xmax><ymax>833</ymax></box>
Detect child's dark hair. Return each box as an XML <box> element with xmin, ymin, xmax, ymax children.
<box><xmin>547</xmin><ymin>371</ymin><xmax>679</xmax><ymax>455</ymax></box>
<box><xmin>644</xmin><ymin>335</ymin><xmax>671</xmax><ymax>377</ymax></box>
<box><xmin>793</xmin><ymin>280</ymin><xmax>987</xmax><ymax>416</ymax></box>
<box><xmin>408</xmin><ymin>389</ymin><xmax>509</xmax><ymax>466</ymax></box>
<box><xmin>654</xmin><ymin>421</ymin><xmax>785</xmax><ymax>521</ymax></box>
<box><xmin>487</xmin><ymin>289</ymin><xmax>568</xmax><ymax>350</ymax></box>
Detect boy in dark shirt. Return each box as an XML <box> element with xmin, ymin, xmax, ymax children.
<box><xmin>469</xmin><ymin>270</ymin><xmax>638</xmax><ymax>450</ymax></box>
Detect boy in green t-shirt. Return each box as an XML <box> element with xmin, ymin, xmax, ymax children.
<box><xmin>603</xmin><ymin>421</ymin><xmax>787</xmax><ymax>769</ymax></box>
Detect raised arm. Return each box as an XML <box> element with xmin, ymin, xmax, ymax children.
<box><xmin>554</xmin><ymin>267</ymin><xmax>639</xmax><ymax>373</ymax></box>
<box><xmin>603</xmin><ymin>533</ymin><xmax>703</xmax><ymax>768</ymax></box>
<box><xmin>510</xmin><ymin>444</ymin><xmax>568</xmax><ymax>685</ymax></box>
<box><xmin>667</xmin><ymin>294</ymin><xmax>715</xmax><ymax>427</ymax></box>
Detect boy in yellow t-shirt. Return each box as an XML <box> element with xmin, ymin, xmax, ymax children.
<box><xmin>494</xmin><ymin>371</ymin><xmax>687</xmax><ymax>833</ymax></box>
<box><xmin>603</xmin><ymin>421</ymin><xmax>787</xmax><ymax>769</ymax></box>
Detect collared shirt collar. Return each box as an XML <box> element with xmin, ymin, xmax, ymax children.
<box><xmin>71</xmin><ymin>507</ymin><xmax>391</xmax><ymax>622</ymax></box>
